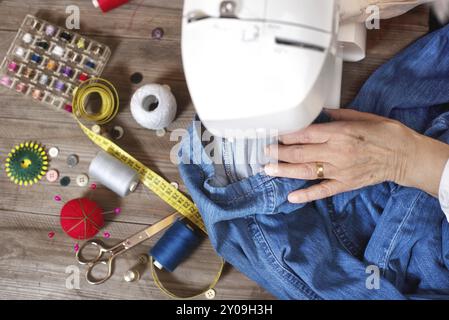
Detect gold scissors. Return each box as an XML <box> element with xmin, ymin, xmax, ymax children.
<box><xmin>76</xmin><ymin>213</ymin><xmax>178</xmax><ymax>285</ymax></box>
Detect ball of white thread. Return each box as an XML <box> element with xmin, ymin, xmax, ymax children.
<box><xmin>130</xmin><ymin>84</ymin><xmax>177</xmax><ymax>130</ymax></box>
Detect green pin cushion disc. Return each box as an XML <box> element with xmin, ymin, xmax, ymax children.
<box><xmin>5</xmin><ymin>142</ymin><xmax>48</xmax><ymax>186</ymax></box>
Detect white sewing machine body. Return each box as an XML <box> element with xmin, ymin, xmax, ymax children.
<box><xmin>182</xmin><ymin>0</ymin><xmax>366</xmax><ymax>138</ymax></box>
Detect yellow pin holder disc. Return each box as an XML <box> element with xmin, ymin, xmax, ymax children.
<box><xmin>5</xmin><ymin>142</ymin><xmax>48</xmax><ymax>186</ymax></box>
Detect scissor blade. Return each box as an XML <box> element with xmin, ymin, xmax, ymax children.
<box><xmin>144</xmin><ymin>213</ymin><xmax>179</xmax><ymax>238</ymax></box>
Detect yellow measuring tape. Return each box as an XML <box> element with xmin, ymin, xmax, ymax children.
<box><xmin>72</xmin><ymin>78</ymin><xmax>224</xmax><ymax>299</ymax></box>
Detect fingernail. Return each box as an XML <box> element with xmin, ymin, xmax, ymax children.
<box><xmin>264</xmin><ymin>164</ymin><xmax>276</xmax><ymax>176</ymax></box>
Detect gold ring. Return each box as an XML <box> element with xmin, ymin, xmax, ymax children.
<box><xmin>316</xmin><ymin>163</ymin><xmax>325</xmax><ymax>179</ymax></box>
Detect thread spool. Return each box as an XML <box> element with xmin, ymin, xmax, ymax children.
<box><xmin>150</xmin><ymin>220</ymin><xmax>202</xmax><ymax>272</ymax></box>
<box><xmin>88</xmin><ymin>151</ymin><xmax>139</xmax><ymax>197</ymax></box>
<box><xmin>0</xmin><ymin>76</ymin><xmax>12</xmax><ymax>87</ymax></box>
<box><xmin>8</xmin><ymin>61</ymin><xmax>18</xmax><ymax>72</ymax></box>
<box><xmin>55</xmin><ymin>80</ymin><xmax>65</xmax><ymax>92</ymax></box>
<box><xmin>39</xmin><ymin>74</ymin><xmax>49</xmax><ymax>85</ymax></box>
<box><xmin>92</xmin><ymin>0</ymin><xmax>130</xmax><ymax>13</ymax></box>
<box><xmin>45</xmin><ymin>25</ymin><xmax>56</xmax><ymax>37</ymax></box>
<box><xmin>130</xmin><ymin>84</ymin><xmax>177</xmax><ymax>131</ymax></box>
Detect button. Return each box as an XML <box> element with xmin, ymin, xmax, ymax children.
<box><xmin>67</xmin><ymin>154</ymin><xmax>79</xmax><ymax>168</ymax></box>
<box><xmin>76</xmin><ymin>174</ymin><xmax>89</xmax><ymax>187</ymax></box>
<box><xmin>205</xmin><ymin>288</ymin><xmax>216</xmax><ymax>300</ymax></box>
<box><xmin>130</xmin><ymin>72</ymin><xmax>143</xmax><ymax>84</ymax></box>
<box><xmin>46</xmin><ymin>170</ymin><xmax>59</xmax><ymax>182</ymax></box>
<box><xmin>60</xmin><ymin>176</ymin><xmax>71</xmax><ymax>187</ymax></box>
<box><xmin>156</xmin><ymin>129</ymin><xmax>166</xmax><ymax>137</ymax></box>
<box><xmin>170</xmin><ymin>182</ymin><xmax>179</xmax><ymax>189</ymax></box>
<box><xmin>48</xmin><ymin>147</ymin><xmax>59</xmax><ymax>158</ymax></box>
<box><xmin>111</xmin><ymin>126</ymin><xmax>124</xmax><ymax>140</ymax></box>
<box><xmin>91</xmin><ymin>124</ymin><xmax>102</xmax><ymax>134</ymax></box>
<box><xmin>151</xmin><ymin>27</ymin><xmax>164</xmax><ymax>40</ymax></box>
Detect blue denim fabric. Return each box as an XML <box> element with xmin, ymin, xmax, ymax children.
<box><xmin>178</xmin><ymin>25</ymin><xmax>449</xmax><ymax>300</ymax></box>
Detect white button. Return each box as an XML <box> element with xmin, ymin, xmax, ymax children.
<box><xmin>48</xmin><ymin>147</ymin><xmax>59</xmax><ymax>158</ymax></box>
<box><xmin>170</xmin><ymin>182</ymin><xmax>179</xmax><ymax>189</ymax></box>
<box><xmin>156</xmin><ymin>129</ymin><xmax>166</xmax><ymax>137</ymax></box>
<box><xmin>205</xmin><ymin>288</ymin><xmax>216</xmax><ymax>300</ymax></box>
<box><xmin>76</xmin><ymin>174</ymin><xmax>89</xmax><ymax>187</ymax></box>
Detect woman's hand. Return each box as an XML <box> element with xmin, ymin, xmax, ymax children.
<box><xmin>264</xmin><ymin>109</ymin><xmax>449</xmax><ymax>204</ymax></box>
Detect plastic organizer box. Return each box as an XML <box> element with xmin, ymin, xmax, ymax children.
<box><xmin>0</xmin><ymin>14</ymin><xmax>111</xmax><ymax>110</ymax></box>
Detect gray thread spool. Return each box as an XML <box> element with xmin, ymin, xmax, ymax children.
<box><xmin>89</xmin><ymin>151</ymin><xmax>139</xmax><ymax>197</ymax></box>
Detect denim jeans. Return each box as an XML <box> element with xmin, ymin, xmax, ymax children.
<box><xmin>178</xmin><ymin>25</ymin><xmax>449</xmax><ymax>300</ymax></box>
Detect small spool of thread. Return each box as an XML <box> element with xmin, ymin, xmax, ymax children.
<box><xmin>77</xmin><ymin>38</ymin><xmax>86</xmax><ymax>49</ymax></box>
<box><xmin>24</xmin><ymin>67</ymin><xmax>34</xmax><ymax>78</ymax></box>
<box><xmin>130</xmin><ymin>84</ymin><xmax>177</xmax><ymax>131</ymax></box>
<box><xmin>45</xmin><ymin>25</ymin><xmax>56</xmax><ymax>36</ymax></box>
<box><xmin>47</xmin><ymin>60</ymin><xmax>58</xmax><ymax>71</ymax></box>
<box><xmin>62</xmin><ymin>66</ymin><xmax>73</xmax><ymax>77</ymax></box>
<box><xmin>16</xmin><ymin>82</ymin><xmax>27</xmax><ymax>93</ymax></box>
<box><xmin>22</xmin><ymin>33</ymin><xmax>33</xmax><ymax>44</ymax></box>
<box><xmin>7</xmin><ymin>61</ymin><xmax>18</xmax><ymax>72</ymax></box>
<box><xmin>150</xmin><ymin>220</ymin><xmax>202</xmax><ymax>272</ymax></box>
<box><xmin>85</xmin><ymin>60</ymin><xmax>96</xmax><ymax>69</ymax></box>
<box><xmin>15</xmin><ymin>47</ymin><xmax>25</xmax><ymax>58</ymax></box>
<box><xmin>59</xmin><ymin>31</ymin><xmax>73</xmax><ymax>42</ymax></box>
<box><xmin>30</xmin><ymin>53</ymin><xmax>42</xmax><ymax>64</ymax></box>
<box><xmin>88</xmin><ymin>151</ymin><xmax>139</xmax><ymax>197</ymax></box>
<box><xmin>39</xmin><ymin>74</ymin><xmax>49</xmax><ymax>85</ymax></box>
<box><xmin>0</xmin><ymin>75</ymin><xmax>12</xmax><ymax>87</ymax></box>
<box><xmin>52</xmin><ymin>46</ymin><xmax>65</xmax><ymax>57</ymax></box>
<box><xmin>36</xmin><ymin>41</ymin><xmax>49</xmax><ymax>50</ymax></box>
<box><xmin>79</xmin><ymin>72</ymin><xmax>89</xmax><ymax>82</ymax></box>
<box><xmin>32</xmin><ymin>89</ymin><xmax>43</xmax><ymax>101</ymax></box>
<box><xmin>92</xmin><ymin>0</ymin><xmax>130</xmax><ymax>12</ymax></box>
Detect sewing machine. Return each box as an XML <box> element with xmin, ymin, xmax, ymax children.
<box><xmin>182</xmin><ymin>0</ymin><xmax>366</xmax><ymax>138</ymax></box>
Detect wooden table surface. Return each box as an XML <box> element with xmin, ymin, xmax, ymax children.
<box><xmin>0</xmin><ymin>1</ymin><xmax>429</xmax><ymax>300</ymax></box>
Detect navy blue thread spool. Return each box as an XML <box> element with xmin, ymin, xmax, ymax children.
<box><xmin>150</xmin><ymin>220</ymin><xmax>202</xmax><ymax>272</ymax></box>
<box><xmin>85</xmin><ymin>60</ymin><xmax>96</xmax><ymax>69</ymax></box>
<box><xmin>30</xmin><ymin>53</ymin><xmax>42</xmax><ymax>64</ymax></box>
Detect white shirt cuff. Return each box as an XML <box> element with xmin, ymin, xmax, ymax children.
<box><xmin>439</xmin><ymin>158</ymin><xmax>449</xmax><ymax>222</ymax></box>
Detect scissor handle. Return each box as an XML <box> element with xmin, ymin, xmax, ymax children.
<box><xmin>76</xmin><ymin>240</ymin><xmax>108</xmax><ymax>265</ymax></box>
<box><xmin>85</xmin><ymin>259</ymin><xmax>114</xmax><ymax>285</ymax></box>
